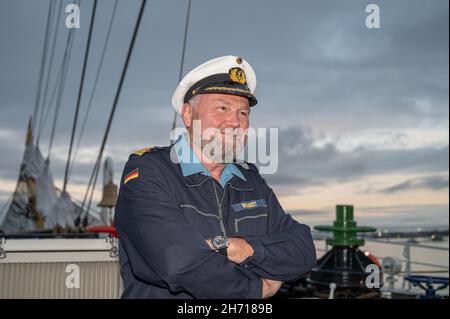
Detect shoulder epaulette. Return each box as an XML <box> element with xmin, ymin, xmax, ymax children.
<box><xmin>132</xmin><ymin>146</ymin><xmax>154</xmax><ymax>156</ymax></box>
<box><xmin>129</xmin><ymin>145</ymin><xmax>168</xmax><ymax>159</ymax></box>
<box><xmin>130</xmin><ymin>145</ymin><xmax>167</xmax><ymax>157</ymax></box>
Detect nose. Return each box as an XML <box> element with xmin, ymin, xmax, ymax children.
<box><xmin>224</xmin><ymin>111</ymin><xmax>241</xmax><ymax>128</ymax></box>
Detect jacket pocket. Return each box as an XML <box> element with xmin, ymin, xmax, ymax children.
<box><xmin>234</xmin><ymin>213</ymin><xmax>268</xmax><ymax>234</ymax></box>
<box><xmin>180</xmin><ymin>204</ymin><xmax>219</xmax><ymax>219</ymax></box>
<box><xmin>179</xmin><ymin>204</ymin><xmax>221</xmax><ymax>237</ymax></box>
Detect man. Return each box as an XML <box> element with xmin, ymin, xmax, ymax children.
<box><xmin>115</xmin><ymin>55</ymin><xmax>316</xmax><ymax>299</ymax></box>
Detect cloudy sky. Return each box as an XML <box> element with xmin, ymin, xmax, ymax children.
<box><xmin>0</xmin><ymin>0</ymin><xmax>448</xmax><ymax>229</ymax></box>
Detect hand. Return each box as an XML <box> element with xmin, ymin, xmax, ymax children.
<box><xmin>227</xmin><ymin>237</ymin><xmax>254</xmax><ymax>264</ymax></box>
<box><xmin>261</xmin><ymin>278</ymin><xmax>283</xmax><ymax>299</ymax></box>
<box><xmin>205</xmin><ymin>237</ymin><xmax>254</xmax><ymax>264</ymax></box>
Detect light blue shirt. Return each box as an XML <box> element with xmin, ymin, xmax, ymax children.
<box><xmin>174</xmin><ymin>134</ymin><xmax>246</xmax><ymax>187</ymax></box>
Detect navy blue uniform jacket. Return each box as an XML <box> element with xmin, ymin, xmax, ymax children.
<box><xmin>115</xmin><ymin>143</ymin><xmax>316</xmax><ymax>299</ymax></box>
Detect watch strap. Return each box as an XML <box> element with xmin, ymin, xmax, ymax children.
<box><xmin>218</xmin><ymin>247</ymin><xmax>228</xmax><ymax>256</ymax></box>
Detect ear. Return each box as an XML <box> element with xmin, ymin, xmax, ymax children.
<box><xmin>181</xmin><ymin>103</ymin><xmax>193</xmax><ymax>128</ymax></box>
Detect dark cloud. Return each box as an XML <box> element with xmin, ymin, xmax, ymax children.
<box><xmin>0</xmin><ymin>1</ymin><xmax>448</xmax><ymax>207</ymax></box>
<box><xmin>379</xmin><ymin>175</ymin><xmax>449</xmax><ymax>194</ymax></box>
<box><xmin>1</xmin><ymin>0</ymin><xmax>448</xmax><ymax>131</ymax></box>
<box><xmin>263</xmin><ymin>126</ymin><xmax>449</xmax><ymax>189</ymax></box>
<box><xmin>263</xmin><ymin>175</ymin><xmax>317</xmax><ymax>187</ymax></box>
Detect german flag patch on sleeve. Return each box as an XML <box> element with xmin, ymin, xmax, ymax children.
<box><xmin>124</xmin><ymin>168</ymin><xmax>139</xmax><ymax>184</ymax></box>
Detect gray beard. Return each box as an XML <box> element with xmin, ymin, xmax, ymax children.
<box><xmin>192</xmin><ymin>132</ymin><xmax>246</xmax><ymax>164</ymax></box>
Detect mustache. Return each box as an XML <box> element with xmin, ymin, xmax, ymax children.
<box><xmin>204</xmin><ymin>128</ymin><xmax>248</xmax><ymax>140</ymax></box>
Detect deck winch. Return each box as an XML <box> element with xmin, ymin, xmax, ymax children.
<box><xmin>307</xmin><ymin>205</ymin><xmax>381</xmax><ymax>298</ymax></box>
<box><xmin>276</xmin><ymin>205</ymin><xmax>382</xmax><ymax>299</ymax></box>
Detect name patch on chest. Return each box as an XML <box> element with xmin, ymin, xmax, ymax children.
<box><xmin>232</xmin><ymin>199</ymin><xmax>267</xmax><ymax>212</ymax></box>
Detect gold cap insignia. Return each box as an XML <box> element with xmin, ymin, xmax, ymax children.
<box><xmin>229</xmin><ymin>67</ymin><xmax>247</xmax><ymax>84</ymax></box>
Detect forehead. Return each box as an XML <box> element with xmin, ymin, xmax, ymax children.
<box><xmin>199</xmin><ymin>93</ymin><xmax>250</xmax><ymax>108</ymax></box>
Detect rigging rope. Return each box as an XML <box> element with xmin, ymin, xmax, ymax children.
<box><xmin>36</xmin><ymin>0</ymin><xmax>63</xmax><ymax>144</ymax></box>
<box><xmin>76</xmin><ymin>0</ymin><xmax>148</xmax><ymax>226</ymax></box>
<box><xmin>68</xmin><ymin>0</ymin><xmax>119</xmax><ymax>177</ymax></box>
<box><xmin>39</xmin><ymin>59</ymin><xmax>64</xmax><ymax>141</ymax></box>
<box><xmin>170</xmin><ymin>0</ymin><xmax>192</xmax><ymax>142</ymax></box>
<box><xmin>62</xmin><ymin>0</ymin><xmax>98</xmax><ymax>193</ymax></box>
<box><xmin>32</xmin><ymin>0</ymin><xmax>54</xmax><ymax>143</ymax></box>
<box><xmin>47</xmin><ymin>14</ymin><xmax>77</xmax><ymax>160</ymax></box>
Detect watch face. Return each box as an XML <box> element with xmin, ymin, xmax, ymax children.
<box><xmin>212</xmin><ymin>235</ymin><xmax>228</xmax><ymax>249</ymax></box>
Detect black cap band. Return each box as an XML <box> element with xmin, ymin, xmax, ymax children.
<box><xmin>183</xmin><ymin>73</ymin><xmax>257</xmax><ymax>106</ymax></box>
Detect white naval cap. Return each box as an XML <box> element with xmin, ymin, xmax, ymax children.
<box><xmin>171</xmin><ymin>55</ymin><xmax>257</xmax><ymax>114</ymax></box>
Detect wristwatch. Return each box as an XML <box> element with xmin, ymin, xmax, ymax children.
<box><xmin>212</xmin><ymin>235</ymin><xmax>229</xmax><ymax>256</ymax></box>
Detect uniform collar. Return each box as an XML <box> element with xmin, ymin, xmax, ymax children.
<box><xmin>173</xmin><ymin>134</ymin><xmax>246</xmax><ymax>186</ymax></box>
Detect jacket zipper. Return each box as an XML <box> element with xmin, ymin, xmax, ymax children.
<box><xmin>212</xmin><ymin>180</ymin><xmax>228</xmax><ymax>237</ymax></box>
<box><xmin>234</xmin><ymin>214</ymin><xmax>268</xmax><ymax>233</ymax></box>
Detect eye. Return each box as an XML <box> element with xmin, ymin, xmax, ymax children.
<box><xmin>217</xmin><ymin>105</ymin><xmax>228</xmax><ymax>112</ymax></box>
<box><xmin>240</xmin><ymin>110</ymin><xmax>249</xmax><ymax>118</ymax></box>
